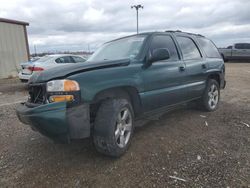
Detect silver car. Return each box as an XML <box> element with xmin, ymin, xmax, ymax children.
<box><xmin>19</xmin><ymin>54</ymin><xmax>86</xmax><ymax>82</ymax></box>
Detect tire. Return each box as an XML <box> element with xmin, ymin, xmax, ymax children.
<box><xmin>199</xmin><ymin>79</ymin><xmax>220</xmax><ymax>112</ymax></box>
<box><xmin>93</xmin><ymin>98</ymin><xmax>134</xmax><ymax>157</ymax></box>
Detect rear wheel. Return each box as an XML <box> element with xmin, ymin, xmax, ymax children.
<box><xmin>199</xmin><ymin>79</ymin><xmax>220</xmax><ymax>111</ymax></box>
<box><xmin>93</xmin><ymin>98</ymin><xmax>134</xmax><ymax>157</ymax></box>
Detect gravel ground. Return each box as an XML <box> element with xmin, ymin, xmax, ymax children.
<box><xmin>0</xmin><ymin>63</ymin><xmax>250</xmax><ymax>187</ymax></box>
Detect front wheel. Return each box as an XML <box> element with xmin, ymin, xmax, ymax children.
<box><xmin>93</xmin><ymin>98</ymin><xmax>134</xmax><ymax>157</ymax></box>
<box><xmin>200</xmin><ymin>79</ymin><xmax>220</xmax><ymax>111</ymax></box>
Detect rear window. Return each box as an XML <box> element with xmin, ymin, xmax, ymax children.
<box><xmin>72</xmin><ymin>56</ymin><xmax>86</xmax><ymax>63</ymax></box>
<box><xmin>37</xmin><ymin>56</ymin><xmax>54</xmax><ymax>62</ymax></box>
<box><xmin>197</xmin><ymin>37</ymin><xmax>221</xmax><ymax>58</ymax></box>
<box><xmin>55</xmin><ymin>56</ymin><xmax>74</xmax><ymax>63</ymax></box>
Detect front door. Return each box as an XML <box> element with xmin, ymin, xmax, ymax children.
<box><xmin>141</xmin><ymin>34</ymin><xmax>188</xmax><ymax>111</ymax></box>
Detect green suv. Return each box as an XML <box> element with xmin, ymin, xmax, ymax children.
<box><xmin>16</xmin><ymin>31</ymin><xmax>226</xmax><ymax>157</ymax></box>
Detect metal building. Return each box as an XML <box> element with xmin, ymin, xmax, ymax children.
<box><xmin>0</xmin><ymin>18</ymin><xmax>29</xmax><ymax>79</ymax></box>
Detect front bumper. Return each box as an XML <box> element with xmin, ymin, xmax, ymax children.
<box><xmin>16</xmin><ymin>101</ymin><xmax>90</xmax><ymax>142</ymax></box>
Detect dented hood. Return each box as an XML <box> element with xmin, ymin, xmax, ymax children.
<box><xmin>29</xmin><ymin>59</ymin><xmax>130</xmax><ymax>83</ymax></box>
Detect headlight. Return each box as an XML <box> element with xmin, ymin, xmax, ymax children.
<box><xmin>47</xmin><ymin>79</ymin><xmax>80</xmax><ymax>92</ymax></box>
<box><xmin>46</xmin><ymin>79</ymin><xmax>80</xmax><ymax>103</ymax></box>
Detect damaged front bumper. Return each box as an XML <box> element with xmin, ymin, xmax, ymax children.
<box><xmin>16</xmin><ymin>101</ymin><xmax>90</xmax><ymax>143</ymax></box>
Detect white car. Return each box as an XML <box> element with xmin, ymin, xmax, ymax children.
<box><xmin>19</xmin><ymin>54</ymin><xmax>86</xmax><ymax>82</ymax></box>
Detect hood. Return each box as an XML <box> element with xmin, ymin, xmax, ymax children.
<box><xmin>29</xmin><ymin>58</ymin><xmax>130</xmax><ymax>83</ymax></box>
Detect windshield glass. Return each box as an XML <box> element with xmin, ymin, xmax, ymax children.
<box><xmin>88</xmin><ymin>35</ymin><xmax>146</xmax><ymax>61</ymax></box>
<box><xmin>37</xmin><ymin>56</ymin><xmax>54</xmax><ymax>63</ymax></box>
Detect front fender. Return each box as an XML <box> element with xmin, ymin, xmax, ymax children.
<box><xmin>68</xmin><ymin>64</ymin><xmax>144</xmax><ymax>103</ymax></box>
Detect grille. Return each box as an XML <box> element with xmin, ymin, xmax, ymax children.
<box><xmin>28</xmin><ymin>83</ymin><xmax>47</xmax><ymax>104</ymax></box>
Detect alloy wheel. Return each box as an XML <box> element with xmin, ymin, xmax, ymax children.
<box><xmin>115</xmin><ymin>107</ymin><xmax>132</xmax><ymax>148</ymax></box>
<box><xmin>208</xmin><ymin>84</ymin><xmax>219</xmax><ymax>109</ymax></box>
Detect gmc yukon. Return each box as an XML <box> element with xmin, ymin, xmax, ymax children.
<box><xmin>16</xmin><ymin>31</ymin><xmax>226</xmax><ymax>157</ymax></box>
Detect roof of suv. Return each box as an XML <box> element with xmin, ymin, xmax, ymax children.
<box><xmin>138</xmin><ymin>30</ymin><xmax>205</xmax><ymax>37</ymax></box>
<box><xmin>107</xmin><ymin>30</ymin><xmax>205</xmax><ymax>44</ymax></box>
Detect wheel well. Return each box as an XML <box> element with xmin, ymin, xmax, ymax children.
<box><xmin>220</xmin><ymin>53</ymin><xmax>228</xmax><ymax>62</ymax></box>
<box><xmin>90</xmin><ymin>86</ymin><xmax>142</xmax><ymax>121</ymax></box>
<box><xmin>208</xmin><ymin>74</ymin><xmax>220</xmax><ymax>86</ymax></box>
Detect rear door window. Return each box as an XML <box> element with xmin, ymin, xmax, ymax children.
<box><xmin>196</xmin><ymin>37</ymin><xmax>221</xmax><ymax>58</ymax></box>
<box><xmin>176</xmin><ymin>36</ymin><xmax>201</xmax><ymax>60</ymax></box>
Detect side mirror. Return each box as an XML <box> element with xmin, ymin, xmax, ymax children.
<box><xmin>149</xmin><ymin>48</ymin><xmax>170</xmax><ymax>63</ymax></box>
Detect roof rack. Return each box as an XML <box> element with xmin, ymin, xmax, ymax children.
<box><xmin>165</xmin><ymin>30</ymin><xmax>182</xmax><ymax>32</ymax></box>
<box><xmin>165</xmin><ymin>30</ymin><xmax>204</xmax><ymax>37</ymax></box>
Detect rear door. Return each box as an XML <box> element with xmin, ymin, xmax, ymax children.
<box><xmin>141</xmin><ymin>34</ymin><xmax>188</xmax><ymax>111</ymax></box>
<box><xmin>175</xmin><ymin>35</ymin><xmax>207</xmax><ymax>99</ymax></box>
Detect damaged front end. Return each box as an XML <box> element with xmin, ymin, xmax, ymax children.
<box><xmin>16</xmin><ymin>81</ymin><xmax>90</xmax><ymax>143</ymax></box>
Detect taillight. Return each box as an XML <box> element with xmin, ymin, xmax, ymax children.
<box><xmin>28</xmin><ymin>66</ymin><xmax>44</xmax><ymax>72</ymax></box>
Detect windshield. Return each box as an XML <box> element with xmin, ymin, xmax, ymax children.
<box><xmin>88</xmin><ymin>35</ymin><xmax>146</xmax><ymax>61</ymax></box>
<box><xmin>37</xmin><ymin>56</ymin><xmax>54</xmax><ymax>63</ymax></box>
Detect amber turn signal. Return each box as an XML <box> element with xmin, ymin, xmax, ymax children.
<box><xmin>64</xmin><ymin>80</ymin><xmax>80</xmax><ymax>91</ymax></box>
<box><xmin>49</xmin><ymin>95</ymin><xmax>74</xmax><ymax>102</ymax></box>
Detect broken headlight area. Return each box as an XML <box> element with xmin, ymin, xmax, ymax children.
<box><xmin>27</xmin><ymin>80</ymin><xmax>81</xmax><ymax>106</ymax></box>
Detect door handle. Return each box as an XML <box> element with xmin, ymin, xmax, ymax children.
<box><xmin>179</xmin><ymin>66</ymin><xmax>185</xmax><ymax>71</ymax></box>
<box><xmin>202</xmin><ymin>64</ymin><xmax>207</xmax><ymax>69</ymax></box>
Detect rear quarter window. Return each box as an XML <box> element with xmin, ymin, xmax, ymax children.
<box><xmin>197</xmin><ymin>37</ymin><xmax>221</xmax><ymax>58</ymax></box>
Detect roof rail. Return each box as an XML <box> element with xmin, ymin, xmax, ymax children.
<box><xmin>165</xmin><ymin>30</ymin><xmax>182</xmax><ymax>32</ymax></box>
<box><xmin>165</xmin><ymin>30</ymin><xmax>204</xmax><ymax>37</ymax></box>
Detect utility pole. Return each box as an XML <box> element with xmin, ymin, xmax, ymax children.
<box><xmin>131</xmin><ymin>4</ymin><xmax>143</xmax><ymax>34</ymax></box>
<box><xmin>34</xmin><ymin>44</ymin><xmax>37</xmax><ymax>56</ymax></box>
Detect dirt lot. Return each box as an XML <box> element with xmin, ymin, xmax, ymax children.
<box><xmin>0</xmin><ymin>63</ymin><xmax>249</xmax><ymax>187</ymax></box>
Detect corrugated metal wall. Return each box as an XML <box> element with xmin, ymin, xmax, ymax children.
<box><xmin>0</xmin><ymin>22</ymin><xmax>28</xmax><ymax>78</ymax></box>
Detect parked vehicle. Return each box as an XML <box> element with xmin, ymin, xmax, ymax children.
<box><xmin>18</xmin><ymin>54</ymin><xmax>86</xmax><ymax>82</ymax></box>
<box><xmin>16</xmin><ymin>31</ymin><xmax>226</xmax><ymax>157</ymax></box>
<box><xmin>219</xmin><ymin>43</ymin><xmax>250</xmax><ymax>61</ymax></box>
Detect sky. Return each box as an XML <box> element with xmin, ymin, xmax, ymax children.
<box><xmin>0</xmin><ymin>0</ymin><xmax>250</xmax><ymax>53</ymax></box>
